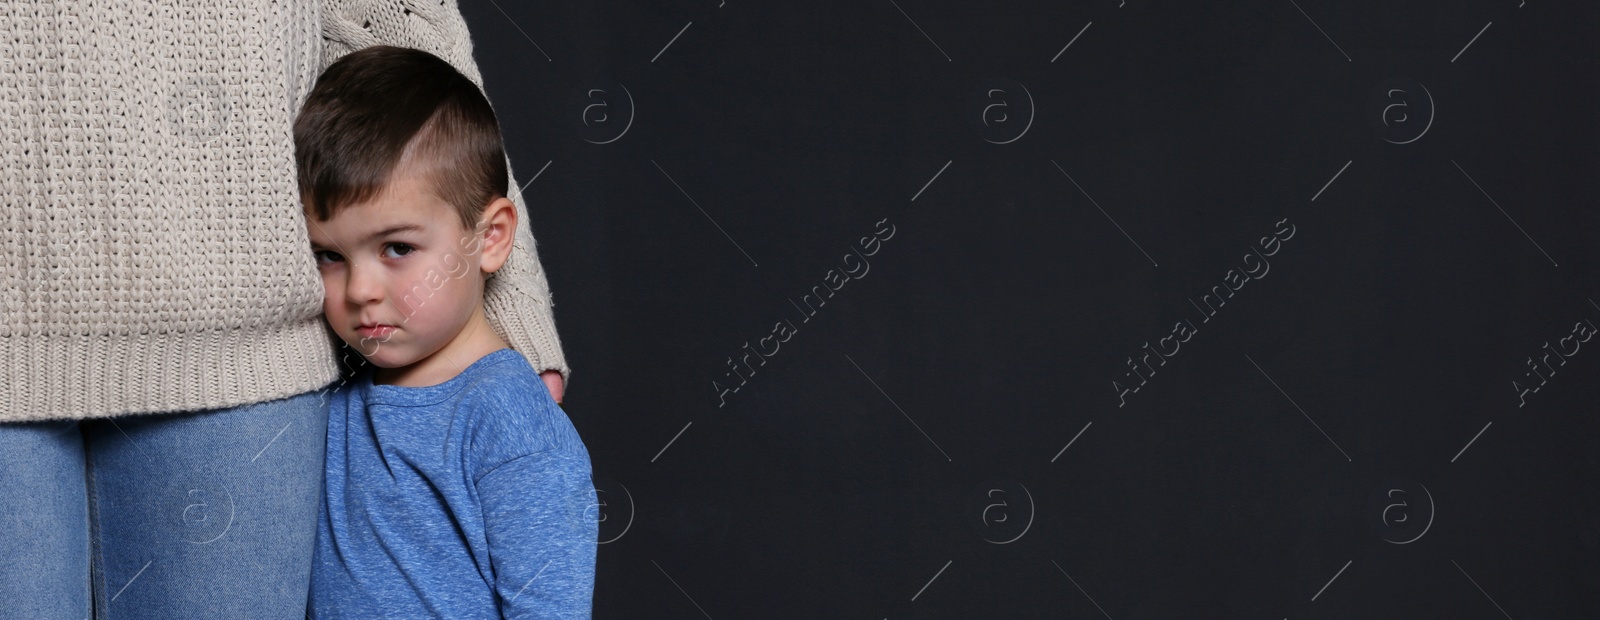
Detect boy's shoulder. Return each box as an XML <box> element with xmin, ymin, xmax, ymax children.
<box><xmin>457</xmin><ymin>348</ymin><xmax>544</xmax><ymax>403</ymax></box>
<box><xmin>455</xmin><ymin>348</ymin><xmax>552</xmax><ymax>424</ymax></box>
<box><xmin>456</xmin><ymin>349</ymin><xmax>587</xmax><ymax>482</ymax></box>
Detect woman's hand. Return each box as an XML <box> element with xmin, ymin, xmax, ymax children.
<box><xmin>540</xmin><ymin>370</ymin><xmax>565</xmax><ymax>405</ymax></box>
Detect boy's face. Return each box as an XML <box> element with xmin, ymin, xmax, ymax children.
<box><xmin>304</xmin><ymin>167</ymin><xmax>491</xmax><ymax>371</ymax></box>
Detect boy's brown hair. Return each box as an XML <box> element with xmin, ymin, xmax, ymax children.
<box><xmin>294</xmin><ymin>45</ymin><xmax>508</xmax><ymax>233</ymax></box>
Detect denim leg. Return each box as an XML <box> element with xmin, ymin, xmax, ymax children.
<box><xmin>0</xmin><ymin>420</ymin><xmax>91</xmax><ymax>620</ymax></box>
<box><xmin>83</xmin><ymin>388</ymin><xmax>331</xmax><ymax>620</ymax></box>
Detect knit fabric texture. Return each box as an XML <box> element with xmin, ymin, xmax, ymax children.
<box><xmin>1</xmin><ymin>1</ymin><xmax>570</xmax><ymax>422</ymax></box>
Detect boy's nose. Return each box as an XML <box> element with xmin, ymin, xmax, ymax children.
<box><xmin>345</xmin><ymin>265</ymin><xmax>385</xmax><ymax>305</ymax></box>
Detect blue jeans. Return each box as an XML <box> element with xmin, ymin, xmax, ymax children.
<box><xmin>0</xmin><ymin>387</ymin><xmax>331</xmax><ymax>619</ymax></box>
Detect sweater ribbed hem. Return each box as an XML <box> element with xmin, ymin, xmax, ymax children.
<box><xmin>483</xmin><ymin>281</ymin><xmax>571</xmax><ymax>388</ymax></box>
<box><xmin>0</xmin><ymin>317</ymin><xmax>342</xmax><ymax>423</ymax></box>
<box><xmin>484</xmin><ymin>171</ymin><xmax>572</xmax><ymax>389</ymax></box>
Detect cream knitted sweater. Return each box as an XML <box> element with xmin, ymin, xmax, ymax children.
<box><xmin>1</xmin><ymin>1</ymin><xmax>570</xmax><ymax>422</ymax></box>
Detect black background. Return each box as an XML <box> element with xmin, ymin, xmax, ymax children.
<box><xmin>460</xmin><ymin>1</ymin><xmax>1598</xmax><ymax>617</ymax></box>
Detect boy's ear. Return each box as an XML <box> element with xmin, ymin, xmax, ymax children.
<box><xmin>477</xmin><ymin>196</ymin><xmax>518</xmax><ymax>275</ymax></box>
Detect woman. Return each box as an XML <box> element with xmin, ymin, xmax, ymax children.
<box><xmin>0</xmin><ymin>2</ymin><xmax>570</xmax><ymax>617</ymax></box>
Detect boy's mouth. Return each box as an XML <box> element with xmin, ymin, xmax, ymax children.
<box><xmin>356</xmin><ymin>323</ymin><xmax>396</xmax><ymax>339</ymax></box>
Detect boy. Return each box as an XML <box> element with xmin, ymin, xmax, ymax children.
<box><xmin>294</xmin><ymin>45</ymin><xmax>598</xmax><ymax>618</ymax></box>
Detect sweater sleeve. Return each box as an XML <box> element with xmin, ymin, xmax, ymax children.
<box><xmin>317</xmin><ymin>0</ymin><xmax>572</xmax><ymax>386</ymax></box>
<box><xmin>476</xmin><ymin>451</ymin><xmax>599</xmax><ymax>619</ymax></box>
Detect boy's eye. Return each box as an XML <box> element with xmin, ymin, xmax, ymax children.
<box><xmin>313</xmin><ymin>250</ymin><xmax>343</xmax><ymax>265</ymax></box>
<box><xmin>384</xmin><ymin>243</ymin><xmax>415</xmax><ymax>259</ymax></box>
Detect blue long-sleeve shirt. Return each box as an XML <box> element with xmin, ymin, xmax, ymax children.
<box><xmin>309</xmin><ymin>347</ymin><xmax>597</xmax><ymax>619</ymax></box>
